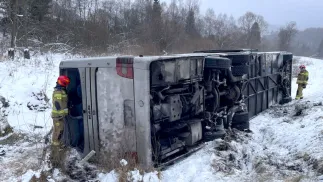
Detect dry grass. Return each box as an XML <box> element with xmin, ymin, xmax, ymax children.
<box><xmin>29</xmin><ymin>171</ymin><xmax>49</xmax><ymax>182</ymax></box>
<box><xmin>0</xmin><ymin>132</ymin><xmax>24</xmax><ymax>145</ymax></box>
<box><xmin>117</xmin><ymin>165</ymin><xmax>162</xmax><ymax>182</ymax></box>
<box><xmin>117</xmin><ymin>164</ymin><xmax>142</xmax><ymax>182</ymax></box>
<box><xmin>99</xmin><ymin>155</ymin><xmax>148</xmax><ymax>182</ymax></box>
<box><xmin>97</xmin><ymin>150</ymin><xmax>144</xmax><ymax>182</ymax></box>
<box><xmin>283</xmin><ymin>175</ymin><xmax>304</xmax><ymax>182</ymax></box>
<box><xmin>252</xmin><ymin>173</ymin><xmax>306</xmax><ymax>182</ymax></box>
<box><xmin>0</xmin><ymin>125</ymin><xmax>13</xmax><ymax>137</ymax></box>
<box><xmin>97</xmin><ymin>147</ymin><xmax>139</xmax><ymax>172</ymax></box>
<box><xmin>2</xmin><ymin>149</ymin><xmax>42</xmax><ymax>179</ymax></box>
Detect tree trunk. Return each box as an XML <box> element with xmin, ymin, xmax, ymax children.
<box><xmin>10</xmin><ymin>0</ymin><xmax>18</xmax><ymax>48</ymax></box>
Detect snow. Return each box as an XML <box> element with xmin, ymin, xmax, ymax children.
<box><xmin>1</xmin><ymin>55</ymin><xmax>323</xmax><ymax>182</ymax></box>
<box><xmin>98</xmin><ymin>171</ymin><xmax>119</xmax><ymax>182</ymax></box>
<box><xmin>291</xmin><ymin>57</ymin><xmax>323</xmax><ymax>100</ymax></box>
<box><xmin>128</xmin><ymin>169</ymin><xmax>143</xmax><ymax>182</ymax></box>
<box><xmin>120</xmin><ymin>159</ymin><xmax>128</xmax><ymax>166</ymax></box>
<box><xmin>20</xmin><ymin>169</ymin><xmax>40</xmax><ymax>182</ymax></box>
<box><xmin>0</xmin><ymin>134</ymin><xmax>44</xmax><ymax>181</ymax></box>
<box><xmin>0</xmin><ymin>52</ymin><xmax>78</xmax><ymax>136</ymax></box>
<box><xmin>0</xmin><ymin>52</ymin><xmax>80</xmax><ymax>181</ymax></box>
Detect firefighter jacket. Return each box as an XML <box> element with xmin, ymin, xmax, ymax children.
<box><xmin>296</xmin><ymin>69</ymin><xmax>309</xmax><ymax>85</ymax></box>
<box><xmin>51</xmin><ymin>86</ymin><xmax>68</xmax><ymax>119</ymax></box>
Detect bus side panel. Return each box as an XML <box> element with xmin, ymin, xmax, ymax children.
<box><xmin>96</xmin><ymin>67</ymin><xmax>136</xmax><ymax>160</ymax></box>
<box><xmin>133</xmin><ymin>67</ymin><xmax>152</xmax><ymax>169</ymax></box>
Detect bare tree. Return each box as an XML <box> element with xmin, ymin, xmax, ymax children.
<box><xmin>151</xmin><ymin>0</ymin><xmax>164</xmax><ymax>53</ymax></box>
<box><xmin>10</xmin><ymin>0</ymin><xmax>18</xmax><ymax>48</ymax></box>
<box><xmin>249</xmin><ymin>22</ymin><xmax>261</xmax><ymax>49</ymax></box>
<box><xmin>1</xmin><ymin>0</ymin><xmax>306</xmax><ymax>55</ymax></box>
<box><xmin>0</xmin><ymin>0</ymin><xmax>10</xmax><ymax>37</ymax></box>
<box><xmin>185</xmin><ymin>0</ymin><xmax>200</xmax><ymax>14</ymax></box>
<box><xmin>202</xmin><ymin>8</ymin><xmax>216</xmax><ymax>37</ymax></box>
<box><xmin>162</xmin><ymin>0</ymin><xmax>186</xmax><ymax>52</ymax></box>
<box><xmin>238</xmin><ymin>11</ymin><xmax>268</xmax><ymax>34</ymax></box>
<box><xmin>238</xmin><ymin>11</ymin><xmax>268</xmax><ymax>47</ymax></box>
<box><xmin>203</xmin><ymin>13</ymin><xmax>239</xmax><ymax>49</ymax></box>
<box><xmin>278</xmin><ymin>21</ymin><xmax>298</xmax><ymax>51</ymax></box>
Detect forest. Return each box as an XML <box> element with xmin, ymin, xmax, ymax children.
<box><xmin>1</xmin><ymin>0</ymin><xmax>323</xmax><ymax>57</ymax></box>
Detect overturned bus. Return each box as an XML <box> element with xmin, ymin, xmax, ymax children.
<box><xmin>59</xmin><ymin>50</ymin><xmax>293</xmax><ymax>169</ymax></box>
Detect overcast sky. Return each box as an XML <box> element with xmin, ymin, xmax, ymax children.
<box><xmin>161</xmin><ymin>0</ymin><xmax>323</xmax><ymax>30</ymax></box>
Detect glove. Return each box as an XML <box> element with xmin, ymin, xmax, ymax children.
<box><xmin>303</xmin><ymin>85</ymin><xmax>306</xmax><ymax>88</ymax></box>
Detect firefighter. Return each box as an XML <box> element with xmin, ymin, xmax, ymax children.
<box><xmin>50</xmin><ymin>75</ymin><xmax>70</xmax><ymax>167</ymax></box>
<box><xmin>295</xmin><ymin>65</ymin><xmax>309</xmax><ymax>100</ymax></box>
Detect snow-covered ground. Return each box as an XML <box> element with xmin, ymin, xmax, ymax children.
<box><xmin>0</xmin><ymin>52</ymin><xmax>80</xmax><ymax>181</ymax></box>
<box><xmin>0</xmin><ymin>53</ymin><xmax>80</xmax><ymax>135</ymax></box>
<box><xmin>1</xmin><ymin>54</ymin><xmax>323</xmax><ymax>182</ymax></box>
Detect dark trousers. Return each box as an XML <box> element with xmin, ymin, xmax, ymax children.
<box><xmin>71</xmin><ymin>103</ymin><xmax>84</xmax><ymax>151</ymax></box>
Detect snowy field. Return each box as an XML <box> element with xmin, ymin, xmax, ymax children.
<box><xmin>1</xmin><ymin>54</ymin><xmax>323</xmax><ymax>182</ymax></box>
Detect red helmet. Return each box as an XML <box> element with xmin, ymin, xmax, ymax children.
<box><xmin>299</xmin><ymin>65</ymin><xmax>306</xmax><ymax>69</ymax></box>
<box><xmin>57</xmin><ymin>75</ymin><xmax>70</xmax><ymax>87</ymax></box>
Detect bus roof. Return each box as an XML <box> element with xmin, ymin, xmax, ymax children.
<box><xmin>59</xmin><ymin>51</ymin><xmax>292</xmax><ymax>69</ymax></box>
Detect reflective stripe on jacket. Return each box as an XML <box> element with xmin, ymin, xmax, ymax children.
<box><xmin>51</xmin><ymin>88</ymin><xmax>68</xmax><ymax>118</ymax></box>
<box><xmin>297</xmin><ymin>70</ymin><xmax>309</xmax><ymax>85</ymax></box>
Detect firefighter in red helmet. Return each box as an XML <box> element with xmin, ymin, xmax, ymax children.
<box><xmin>50</xmin><ymin>75</ymin><xmax>70</xmax><ymax>167</ymax></box>
<box><xmin>295</xmin><ymin>65</ymin><xmax>309</xmax><ymax>100</ymax></box>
